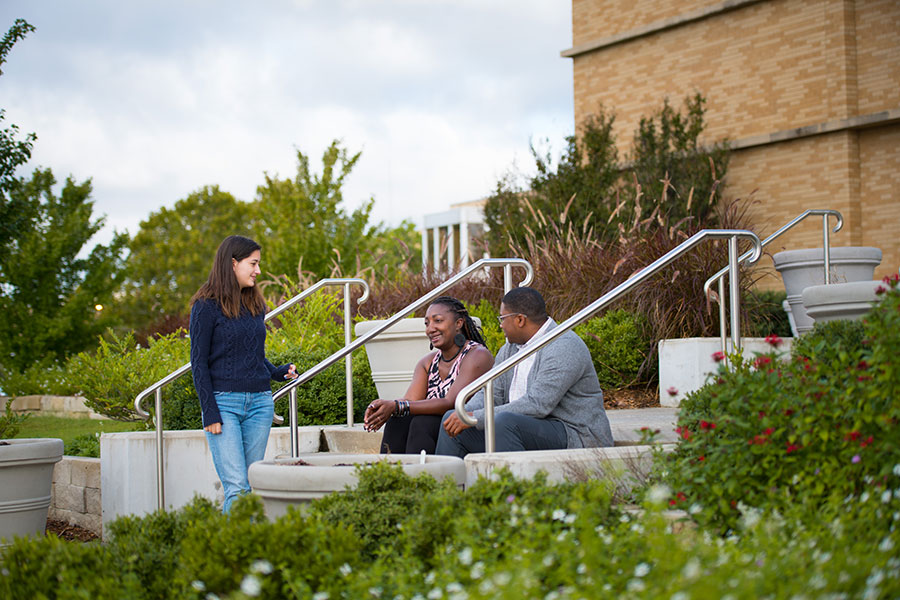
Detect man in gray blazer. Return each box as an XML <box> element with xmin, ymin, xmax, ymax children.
<box><xmin>436</xmin><ymin>287</ymin><xmax>613</xmax><ymax>457</ymax></box>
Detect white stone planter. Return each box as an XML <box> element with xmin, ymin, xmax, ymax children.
<box><xmin>0</xmin><ymin>438</ymin><xmax>63</xmax><ymax>545</ymax></box>
<box><xmin>658</xmin><ymin>337</ymin><xmax>793</xmax><ymax>407</ymax></box>
<box><xmin>801</xmin><ymin>280</ymin><xmax>883</xmax><ymax>325</ymax></box>
<box><xmin>248</xmin><ymin>453</ymin><xmax>466</xmax><ymax>519</ymax></box>
<box><xmin>772</xmin><ymin>247</ymin><xmax>882</xmax><ymax>334</ymax></box>
<box><xmin>355</xmin><ymin>317</ymin><xmax>481</xmax><ymax>400</ymax></box>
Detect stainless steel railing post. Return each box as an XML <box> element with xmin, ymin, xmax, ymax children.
<box><xmin>290</xmin><ymin>387</ymin><xmax>299</xmax><ymax>457</ymax></box>
<box><xmin>728</xmin><ymin>235</ymin><xmax>742</xmax><ymax>353</ymax></box>
<box><xmin>823</xmin><ymin>213</ymin><xmax>832</xmax><ymax>285</ymax></box>
<box><xmin>718</xmin><ymin>277</ymin><xmax>727</xmax><ymax>356</ymax></box>
<box><xmin>344</xmin><ymin>283</ymin><xmax>354</xmax><ymax>427</ymax></box>
<box><xmin>155</xmin><ymin>388</ymin><xmax>165</xmax><ymax>510</ymax></box>
<box><xmin>483</xmin><ymin>380</ymin><xmax>495</xmax><ymax>453</ymax></box>
<box><xmin>504</xmin><ymin>264</ymin><xmax>513</xmax><ymax>295</ymax></box>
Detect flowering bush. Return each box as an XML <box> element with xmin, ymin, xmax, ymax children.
<box><xmin>663</xmin><ymin>276</ymin><xmax>900</xmax><ymax>530</ymax></box>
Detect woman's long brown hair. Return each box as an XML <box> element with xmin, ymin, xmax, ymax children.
<box><xmin>190</xmin><ymin>235</ymin><xmax>266</xmax><ymax>318</ymax></box>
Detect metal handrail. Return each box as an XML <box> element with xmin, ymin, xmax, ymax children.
<box><xmin>454</xmin><ymin>229</ymin><xmax>762</xmax><ymax>453</ymax></box>
<box><xmin>703</xmin><ymin>209</ymin><xmax>843</xmax><ymax>354</ymax></box>
<box><xmin>133</xmin><ymin>277</ymin><xmax>370</xmax><ymax>510</ymax></box>
<box><xmin>274</xmin><ymin>257</ymin><xmax>534</xmax><ymax>457</ymax></box>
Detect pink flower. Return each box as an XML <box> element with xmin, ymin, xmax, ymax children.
<box><xmin>667</xmin><ymin>386</ymin><xmax>678</xmax><ymax>397</ymax></box>
<box><xmin>852</xmin><ymin>454</ymin><xmax>861</xmax><ymax>464</ymax></box>
<box><xmin>753</xmin><ymin>356</ymin><xmax>772</xmax><ymax>369</ymax></box>
<box><xmin>786</xmin><ymin>443</ymin><xmax>800</xmax><ymax>454</ymax></box>
<box><xmin>764</xmin><ymin>334</ymin><xmax>783</xmax><ymax>347</ymax></box>
<box><xmin>712</xmin><ymin>351</ymin><xmax>726</xmax><ymax>363</ymax></box>
<box><xmin>876</xmin><ymin>286</ymin><xmax>887</xmax><ymax>296</ymax></box>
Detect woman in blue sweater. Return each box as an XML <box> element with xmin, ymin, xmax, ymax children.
<box><xmin>190</xmin><ymin>235</ymin><xmax>297</xmax><ymax>513</ymax></box>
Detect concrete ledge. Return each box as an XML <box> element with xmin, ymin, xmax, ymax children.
<box><xmin>322</xmin><ymin>425</ymin><xmax>383</xmax><ymax>454</ymax></box>
<box><xmin>463</xmin><ymin>444</ymin><xmax>675</xmax><ymax>489</ymax></box>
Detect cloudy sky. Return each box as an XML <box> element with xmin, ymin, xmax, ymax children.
<box><xmin>0</xmin><ymin>1</ymin><xmax>574</xmax><ymax>247</ymax></box>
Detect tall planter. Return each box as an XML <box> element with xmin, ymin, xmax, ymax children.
<box><xmin>355</xmin><ymin>317</ymin><xmax>481</xmax><ymax>400</ymax></box>
<box><xmin>772</xmin><ymin>247</ymin><xmax>882</xmax><ymax>335</ymax></box>
<box><xmin>801</xmin><ymin>280</ymin><xmax>884</xmax><ymax>324</ymax></box>
<box><xmin>0</xmin><ymin>438</ymin><xmax>63</xmax><ymax>545</ymax></box>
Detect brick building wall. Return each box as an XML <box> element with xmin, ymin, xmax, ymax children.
<box><xmin>565</xmin><ymin>0</ymin><xmax>900</xmax><ymax>286</ymax></box>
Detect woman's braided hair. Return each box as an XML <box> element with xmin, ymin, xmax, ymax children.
<box><xmin>430</xmin><ymin>296</ymin><xmax>486</xmax><ymax>347</ymax></box>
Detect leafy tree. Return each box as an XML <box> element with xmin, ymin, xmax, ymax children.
<box><xmin>253</xmin><ymin>140</ymin><xmax>419</xmax><ymax>280</ymax></box>
<box><xmin>114</xmin><ymin>185</ymin><xmax>254</xmax><ymax>335</ymax></box>
<box><xmin>627</xmin><ymin>92</ymin><xmax>729</xmax><ymax>226</ymax></box>
<box><xmin>0</xmin><ymin>19</ymin><xmax>37</xmax><ymax>263</ymax></box>
<box><xmin>0</xmin><ymin>169</ymin><xmax>127</xmax><ymax>373</ymax></box>
<box><xmin>484</xmin><ymin>94</ymin><xmax>729</xmax><ymax>253</ymax></box>
<box><xmin>483</xmin><ymin>111</ymin><xmax>620</xmax><ymax>254</ymax></box>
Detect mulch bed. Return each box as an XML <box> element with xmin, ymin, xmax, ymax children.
<box><xmin>604</xmin><ymin>387</ymin><xmax>660</xmax><ymax>410</ymax></box>
<box><xmin>46</xmin><ymin>519</ymin><xmax>100</xmax><ymax>543</ymax></box>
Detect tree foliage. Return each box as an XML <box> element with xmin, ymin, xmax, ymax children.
<box><xmin>627</xmin><ymin>92</ymin><xmax>729</xmax><ymax>225</ymax></box>
<box><xmin>483</xmin><ymin>111</ymin><xmax>620</xmax><ymax>253</ymax></box>
<box><xmin>114</xmin><ymin>185</ymin><xmax>254</xmax><ymax>334</ymax></box>
<box><xmin>254</xmin><ymin>142</ymin><xmax>377</xmax><ymax>279</ymax></box>
<box><xmin>483</xmin><ymin>93</ymin><xmax>730</xmax><ymax>255</ymax></box>
<box><xmin>0</xmin><ymin>169</ymin><xmax>128</xmax><ymax>373</ymax></box>
<box><xmin>0</xmin><ymin>19</ymin><xmax>37</xmax><ymax>263</ymax></box>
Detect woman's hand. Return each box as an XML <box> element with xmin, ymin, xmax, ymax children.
<box><xmin>364</xmin><ymin>399</ymin><xmax>396</xmax><ymax>432</ymax></box>
<box><xmin>285</xmin><ymin>364</ymin><xmax>298</xmax><ymax>379</ymax></box>
<box><xmin>204</xmin><ymin>422</ymin><xmax>222</xmax><ymax>435</ymax></box>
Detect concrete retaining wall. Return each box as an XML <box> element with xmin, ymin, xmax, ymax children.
<box><xmin>50</xmin><ymin>456</ymin><xmax>102</xmax><ymax>535</ymax></box>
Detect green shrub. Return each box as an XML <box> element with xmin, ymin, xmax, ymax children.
<box><xmin>744</xmin><ymin>288</ymin><xmax>792</xmax><ymax>338</ymax></box>
<box><xmin>263</xmin><ymin>286</ymin><xmax>345</xmax><ymax>357</ymax></box>
<box><xmin>466</xmin><ymin>299</ymin><xmax>505</xmax><ymax>354</ymax></box>
<box><xmin>65</xmin><ymin>329</ymin><xmax>190</xmax><ymax>423</ymax></box>
<box><xmin>792</xmin><ymin>317</ymin><xmax>866</xmax><ymax>363</ymax></box>
<box><xmin>161</xmin><ymin>346</ymin><xmax>377</xmax><ymax>430</ymax></box>
<box><xmin>663</xmin><ymin>278</ymin><xmax>900</xmax><ymax>531</ymax></box>
<box><xmin>65</xmin><ymin>432</ymin><xmax>100</xmax><ymax>457</ymax></box>
<box><xmin>574</xmin><ymin>309</ymin><xmax>651</xmax><ymax>389</ymax></box>
<box><xmin>0</xmin><ymin>397</ymin><xmax>29</xmax><ymax>439</ymax></box>
<box><xmin>0</xmin><ymin>535</ymin><xmax>142</xmax><ymax>599</ymax></box>
<box><xmin>1</xmin><ymin>361</ymin><xmax>69</xmax><ymax>396</ymax></box>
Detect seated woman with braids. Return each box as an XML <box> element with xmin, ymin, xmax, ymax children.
<box><xmin>363</xmin><ymin>296</ymin><xmax>494</xmax><ymax>454</ymax></box>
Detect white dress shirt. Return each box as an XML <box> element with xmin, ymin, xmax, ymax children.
<box><xmin>507</xmin><ymin>317</ymin><xmax>554</xmax><ymax>403</ymax></box>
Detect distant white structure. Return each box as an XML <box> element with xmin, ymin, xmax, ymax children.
<box><xmin>421</xmin><ymin>198</ymin><xmax>487</xmax><ymax>270</ymax></box>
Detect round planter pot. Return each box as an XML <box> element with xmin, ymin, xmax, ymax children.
<box><xmin>355</xmin><ymin>317</ymin><xmax>481</xmax><ymax>400</ymax></box>
<box><xmin>772</xmin><ymin>247</ymin><xmax>882</xmax><ymax>334</ymax></box>
<box><xmin>801</xmin><ymin>280</ymin><xmax>883</xmax><ymax>325</ymax></box>
<box><xmin>249</xmin><ymin>453</ymin><xmax>466</xmax><ymax>519</ymax></box>
<box><xmin>0</xmin><ymin>438</ymin><xmax>63</xmax><ymax>545</ymax></box>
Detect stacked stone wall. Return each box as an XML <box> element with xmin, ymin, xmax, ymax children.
<box><xmin>50</xmin><ymin>457</ymin><xmax>102</xmax><ymax>536</ymax></box>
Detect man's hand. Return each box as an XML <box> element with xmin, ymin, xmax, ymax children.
<box><xmin>443</xmin><ymin>412</ymin><xmax>473</xmax><ymax>437</ymax></box>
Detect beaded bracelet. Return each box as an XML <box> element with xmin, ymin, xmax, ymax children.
<box><xmin>392</xmin><ymin>399</ymin><xmax>411</xmax><ymax>418</ymax></box>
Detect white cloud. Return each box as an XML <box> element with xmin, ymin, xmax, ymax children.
<box><xmin>0</xmin><ymin>0</ymin><xmax>573</xmax><ymax>246</ymax></box>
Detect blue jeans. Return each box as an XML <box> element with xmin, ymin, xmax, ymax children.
<box><xmin>205</xmin><ymin>391</ymin><xmax>274</xmax><ymax>513</ymax></box>
<box><xmin>435</xmin><ymin>410</ymin><xmax>569</xmax><ymax>458</ymax></box>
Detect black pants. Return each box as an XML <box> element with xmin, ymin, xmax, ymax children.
<box><xmin>381</xmin><ymin>414</ymin><xmax>443</xmax><ymax>454</ymax></box>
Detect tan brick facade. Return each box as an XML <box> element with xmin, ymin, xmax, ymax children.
<box><xmin>566</xmin><ymin>0</ymin><xmax>900</xmax><ymax>286</ymax></box>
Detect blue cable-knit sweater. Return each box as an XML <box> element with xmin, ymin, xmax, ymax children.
<box><xmin>189</xmin><ymin>298</ymin><xmax>290</xmax><ymax>427</ymax></box>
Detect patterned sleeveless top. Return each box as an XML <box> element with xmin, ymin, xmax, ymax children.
<box><xmin>425</xmin><ymin>340</ymin><xmax>479</xmax><ymax>399</ymax></box>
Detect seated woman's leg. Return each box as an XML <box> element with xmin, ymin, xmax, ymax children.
<box><xmin>405</xmin><ymin>414</ymin><xmax>443</xmax><ymax>454</ymax></box>
<box><xmin>380</xmin><ymin>414</ymin><xmax>413</xmax><ymax>454</ymax></box>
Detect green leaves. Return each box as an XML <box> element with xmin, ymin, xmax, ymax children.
<box><xmin>0</xmin><ymin>169</ymin><xmax>128</xmax><ymax>374</ymax></box>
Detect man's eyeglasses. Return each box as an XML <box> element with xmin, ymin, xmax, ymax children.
<box><xmin>497</xmin><ymin>313</ymin><xmax>522</xmax><ymax>324</ymax></box>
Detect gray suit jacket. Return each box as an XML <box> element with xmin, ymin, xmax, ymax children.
<box><xmin>466</xmin><ymin>319</ymin><xmax>614</xmax><ymax>448</ymax></box>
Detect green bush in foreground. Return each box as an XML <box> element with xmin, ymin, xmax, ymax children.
<box><xmin>4</xmin><ymin>462</ymin><xmax>898</xmax><ymax>599</ymax></box>
<box><xmin>665</xmin><ymin>276</ymin><xmax>900</xmax><ymax>531</ymax></box>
